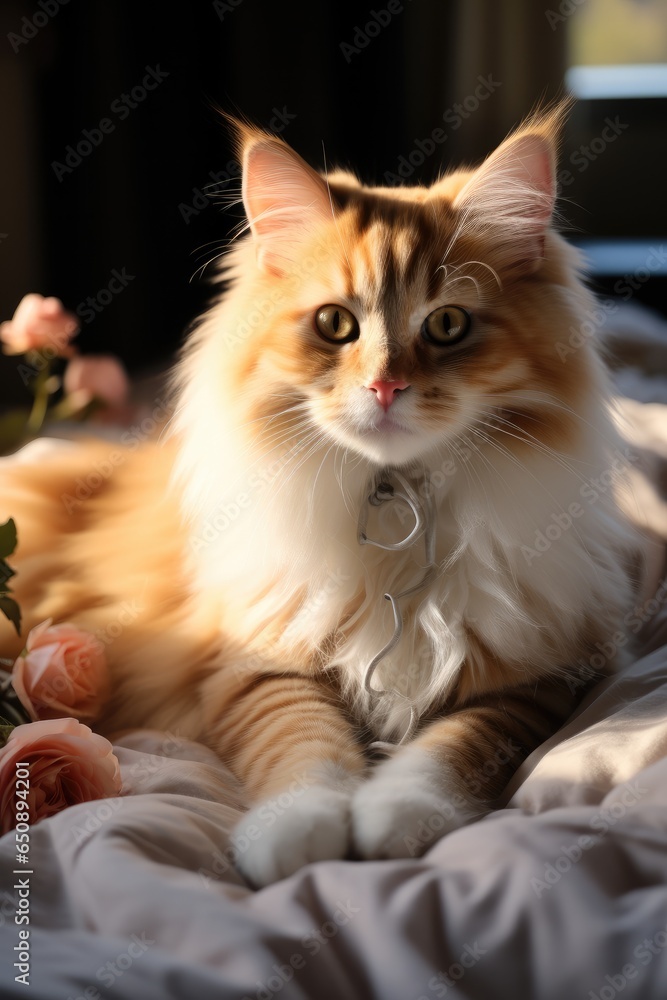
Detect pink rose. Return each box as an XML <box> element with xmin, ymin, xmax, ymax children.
<box><xmin>0</xmin><ymin>293</ymin><xmax>78</xmax><ymax>356</ymax></box>
<box><xmin>0</xmin><ymin>718</ymin><xmax>121</xmax><ymax>834</ymax></box>
<box><xmin>63</xmin><ymin>354</ymin><xmax>130</xmax><ymax>407</ymax></box>
<box><xmin>12</xmin><ymin>620</ymin><xmax>109</xmax><ymax>722</ymax></box>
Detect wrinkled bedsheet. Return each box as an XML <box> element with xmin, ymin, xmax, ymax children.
<box><xmin>2</xmin><ymin>302</ymin><xmax>667</xmax><ymax>999</ymax></box>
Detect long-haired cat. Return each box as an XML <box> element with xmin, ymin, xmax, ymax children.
<box><xmin>0</xmin><ymin>103</ymin><xmax>642</xmax><ymax>886</ymax></box>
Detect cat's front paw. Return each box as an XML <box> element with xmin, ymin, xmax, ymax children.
<box><xmin>352</xmin><ymin>748</ymin><xmax>482</xmax><ymax>860</ymax></box>
<box><xmin>233</xmin><ymin>784</ymin><xmax>352</xmax><ymax>887</ymax></box>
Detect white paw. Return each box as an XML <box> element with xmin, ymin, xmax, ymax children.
<box><xmin>352</xmin><ymin>748</ymin><xmax>482</xmax><ymax>860</ymax></box>
<box><xmin>234</xmin><ymin>784</ymin><xmax>353</xmax><ymax>887</ymax></box>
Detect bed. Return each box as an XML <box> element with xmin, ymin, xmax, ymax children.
<box><xmin>1</xmin><ymin>301</ymin><xmax>667</xmax><ymax>1000</ymax></box>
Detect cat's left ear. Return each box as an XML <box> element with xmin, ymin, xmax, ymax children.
<box><xmin>238</xmin><ymin>128</ymin><xmax>334</xmax><ymax>275</ymax></box>
<box><xmin>450</xmin><ymin>110</ymin><xmax>563</xmax><ymax>275</ymax></box>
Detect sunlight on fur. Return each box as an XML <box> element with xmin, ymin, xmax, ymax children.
<box><xmin>0</xmin><ymin>102</ymin><xmax>648</xmax><ymax>886</ymax></box>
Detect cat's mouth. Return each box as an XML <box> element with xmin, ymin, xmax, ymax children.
<box><xmin>316</xmin><ymin>406</ymin><xmax>423</xmax><ymax>466</ymax></box>
<box><xmin>363</xmin><ymin>414</ymin><xmax>414</xmax><ymax>435</ymax></box>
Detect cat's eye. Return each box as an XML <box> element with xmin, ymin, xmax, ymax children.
<box><xmin>421</xmin><ymin>305</ymin><xmax>471</xmax><ymax>346</ymax></box>
<box><xmin>314</xmin><ymin>305</ymin><xmax>360</xmax><ymax>344</ymax></box>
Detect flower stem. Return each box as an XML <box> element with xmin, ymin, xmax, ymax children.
<box><xmin>25</xmin><ymin>359</ymin><xmax>52</xmax><ymax>436</ymax></box>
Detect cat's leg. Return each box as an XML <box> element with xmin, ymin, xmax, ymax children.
<box><xmin>210</xmin><ymin>673</ymin><xmax>366</xmax><ymax>887</ymax></box>
<box><xmin>352</xmin><ymin>677</ymin><xmax>581</xmax><ymax>860</ymax></box>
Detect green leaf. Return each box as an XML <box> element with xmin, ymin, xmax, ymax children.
<box><xmin>0</xmin><ymin>410</ymin><xmax>30</xmax><ymax>456</ymax></box>
<box><xmin>0</xmin><ymin>595</ymin><xmax>21</xmax><ymax>636</ymax></box>
<box><xmin>0</xmin><ymin>721</ymin><xmax>16</xmax><ymax>749</ymax></box>
<box><xmin>0</xmin><ymin>559</ymin><xmax>15</xmax><ymax>590</ymax></box>
<box><xmin>0</xmin><ymin>518</ymin><xmax>17</xmax><ymax>560</ymax></box>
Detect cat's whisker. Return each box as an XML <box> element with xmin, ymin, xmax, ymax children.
<box><xmin>203</xmin><ymin>183</ymin><xmax>243</xmax><ymax>207</ymax></box>
<box><xmin>272</xmin><ymin>438</ymin><xmax>329</xmax><ymax>502</ymax></box>
<box><xmin>230</xmin><ymin>398</ymin><xmax>311</xmax><ymax>437</ymax></box>
<box><xmin>257</xmin><ymin>420</ymin><xmax>322</xmax><ymax>462</ymax></box>
<box><xmin>205</xmin><ymin>414</ymin><xmax>319</xmax><ymax>503</ymax></box>
<box><xmin>438</xmin><ymin>259</ymin><xmax>502</xmax><ymax>302</ymax></box>
<box><xmin>189</xmin><ymin>249</ymin><xmax>230</xmax><ymax>283</ymax></box>
<box><xmin>439</xmin><ymin>210</ymin><xmax>469</xmax><ymax>266</ymax></box>
<box><xmin>489</xmin><ymin>390</ymin><xmax>632</xmax><ymax>460</ymax></box>
<box><xmin>191</xmin><ymin>238</ymin><xmax>234</xmax><ymax>257</ymax></box>
<box><xmin>155</xmin><ymin>408</ymin><xmax>181</xmax><ymax>446</ymax></box>
<box><xmin>462</xmin><ymin>259</ymin><xmax>502</xmax><ymax>291</ymax></box>
<box><xmin>437</xmin><ymin>271</ymin><xmax>481</xmax><ymax>297</ymax></box>
<box><xmin>488</xmin><ymin>389</ymin><xmax>604</xmax><ymax>430</ymax></box>
<box><xmin>307</xmin><ymin>442</ymin><xmax>337</xmax><ymax>525</ymax></box>
<box><xmin>467</xmin><ymin>425</ymin><xmax>610</xmax><ymax>593</ymax></box>
<box><xmin>476</xmin><ymin>420</ymin><xmax>593</xmax><ymax>501</ymax></box>
<box><xmin>478</xmin><ymin>413</ymin><xmax>606</xmax><ymax>489</ymax></box>
<box><xmin>458</xmin><ymin>430</ymin><xmax>513</xmax><ymax>507</ymax></box>
<box><xmin>236</xmin><ymin>423</ymin><xmax>319</xmax><ymax>470</ymax></box>
<box><xmin>470</xmin><ymin>422</ymin><xmax>583</xmax><ymax>520</ymax></box>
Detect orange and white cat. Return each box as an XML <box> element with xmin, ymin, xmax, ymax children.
<box><xmin>0</xmin><ymin>104</ymin><xmax>641</xmax><ymax>886</ymax></box>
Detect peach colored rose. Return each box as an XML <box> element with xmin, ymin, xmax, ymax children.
<box><xmin>63</xmin><ymin>354</ymin><xmax>130</xmax><ymax>407</ymax></box>
<box><xmin>0</xmin><ymin>293</ymin><xmax>78</xmax><ymax>356</ymax></box>
<box><xmin>0</xmin><ymin>718</ymin><xmax>121</xmax><ymax>834</ymax></box>
<box><xmin>12</xmin><ymin>620</ymin><xmax>109</xmax><ymax>722</ymax></box>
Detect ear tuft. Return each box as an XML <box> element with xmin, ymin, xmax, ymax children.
<box><xmin>233</xmin><ymin>124</ymin><xmax>334</xmax><ymax>275</ymax></box>
<box><xmin>450</xmin><ymin>100</ymin><xmax>570</xmax><ymax>275</ymax></box>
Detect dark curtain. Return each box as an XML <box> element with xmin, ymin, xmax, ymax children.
<box><xmin>0</xmin><ymin>0</ymin><xmax>579</xmax><ymax>407</ymax></box>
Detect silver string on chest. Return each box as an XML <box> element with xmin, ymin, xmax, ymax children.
<box><xmin>357</xmin><ymin>470</ymin><xmax>437</xmax><ymax>755</ymax></box>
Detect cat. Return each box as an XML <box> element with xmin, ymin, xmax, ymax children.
<box><xmin>0</xmin><ymin>102</ymin><xmax>644</xmax><ymax>887</ymax></box>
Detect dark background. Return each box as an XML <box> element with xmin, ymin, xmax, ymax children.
<box><xmin>1</xmin><ymin>0</ymin><xmax>665</xmax><ymax>409</ymax></box>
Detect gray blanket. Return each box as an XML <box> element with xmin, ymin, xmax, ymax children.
<box><xmin>2</xmin><ymin>302</ymin><xmax>667</xmax><ymax>999</ymax></box>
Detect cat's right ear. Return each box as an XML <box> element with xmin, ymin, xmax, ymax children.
<box><xmin>236</xmin><ymin>126</ymin><xmax>334</xmax><ymax>275</ymax></box>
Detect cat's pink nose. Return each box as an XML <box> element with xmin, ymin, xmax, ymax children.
<box><xmin>365</xmin><ymin>379</ymin><xmax>410</xmax><ymax>412</ymax></box>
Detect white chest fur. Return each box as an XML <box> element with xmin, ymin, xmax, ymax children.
<box><xmin>181</xmin><ymin>403</ymin><xmax>635</xmax><ymax>741</ymax></box>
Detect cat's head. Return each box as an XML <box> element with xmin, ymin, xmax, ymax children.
<box><xmin>215</xmin><ymin>103</ymin><xmax>589</xmax><ymax>470</ymax></box>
